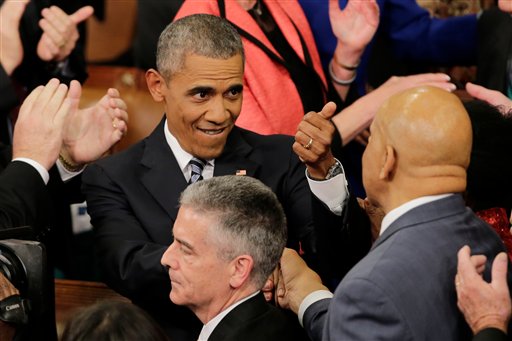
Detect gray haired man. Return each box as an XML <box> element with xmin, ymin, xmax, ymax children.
<box><xmin>161</xmin><ymin>176</ymin><xmax>309</xmax><ymax>341</ymax></box>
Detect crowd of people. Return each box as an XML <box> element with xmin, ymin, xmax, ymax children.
<box><xmin>0</xmin><ymin>0</ymin><xmax>510</xmax><ymax>340</ymax></box>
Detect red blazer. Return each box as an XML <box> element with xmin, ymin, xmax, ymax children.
<box><xmin>175</xmin><ymin>0</ymin><xmax>328</xmax><ymax>136</ymax></box>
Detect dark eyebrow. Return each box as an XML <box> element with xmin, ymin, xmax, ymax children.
<box><xmin>175</xmin><ymin>237</ymin><xmax>194</xmax><ymax>251</ymax></box>
<box><xmin>186</xmin><ymin>86</ymin><xmax>214</xmax><ymax>96</ymax></box>
<box><xmin>226</xmin><ymin>84</ymin><xmax>243</xmax><ymax>93</ymax></box>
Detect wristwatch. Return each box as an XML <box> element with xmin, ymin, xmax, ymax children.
<box><xmin>325</xmin><ymin>160</ymin><xmax>343</xmax><ymax>180</ymax></box>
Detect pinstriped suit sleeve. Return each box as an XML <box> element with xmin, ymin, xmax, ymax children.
<box><xmin>323</xmin><ymin>278</ymin><xmax>412</xmax><ymax>341</ymax></box>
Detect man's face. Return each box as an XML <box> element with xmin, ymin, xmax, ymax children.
<box><xmin>161</xmin><ymin>206</ymin><xmax>231</xmax><ymax>313</ymax></box>
<box><xmin>362</xmin><ymin>118</ymin><xmax>385</xmax><ymax>205</ymax></box>
<box><xmin>160</xmin><ymin>54</ymin><xmax>244</xmax><ymax>160</ymax></box>
<box><xmin>499</xmin><ymin>0</ymin><xmax>512</xmax><ymax>14</ymax></box>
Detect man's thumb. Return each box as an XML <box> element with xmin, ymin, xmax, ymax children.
<box><xmin>70</xmin><ymin>5</ymin><xmax>94</xmax><ymax>24</ymax></box>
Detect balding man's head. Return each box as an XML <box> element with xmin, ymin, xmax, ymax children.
<box><xmin>362</xmin><ymin>86</ymin><xmax>472</xmax><ymax>212</ymax></box>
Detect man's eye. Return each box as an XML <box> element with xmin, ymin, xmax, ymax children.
<box><xmin>226</xmin><ymin>88</ymin><xmax>242</xmax><ymax>98</ymax></box>
<box><xmin>194</xmin><ymin>91</ymin><xmax>208</xmax><ymax>99</ymax></box>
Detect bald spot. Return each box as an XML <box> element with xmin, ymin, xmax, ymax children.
<box><xmin>377</xmin><ymin>86</ymin><xmax>472</xmax><ymax>178</ymax></box>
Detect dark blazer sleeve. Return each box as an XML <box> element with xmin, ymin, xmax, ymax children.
<box><xmin>313</xmin><ymin>193</ymin><xmax>372</xmax><ymax>288</ymax></box>
<box><xmin>303</xmin><ymin>298</ymin><xmax>331</xmax><ymax>341</ymax></box>
<box><xmin>0</xmin><ymin>65</ymin><xmax>19</xmax><ymax>114</ymax></box>
<box><xmin>475</xmin><ymin>7</ymin><xmax>512</xmax><ymax>94</ymax></box>
<box><xmin>472</xmin><ymin>328</ymin><xmax>508</xmax><ymax>341</ymax></box>
<box><xmin>0</xmin><ymin>161</ymin><xmax>49</xmax><ymax>229</ymax></box>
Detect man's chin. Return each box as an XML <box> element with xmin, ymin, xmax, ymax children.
<box><xmin>169</xmin><ymin>292</ymin><xmax>183</xmax><ymax>305</ymax></box>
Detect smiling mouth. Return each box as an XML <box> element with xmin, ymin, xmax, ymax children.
<box><xmin>197</xmin><ymin>127</ymin><xmax>226</xmax><ymax>135</ymax></box>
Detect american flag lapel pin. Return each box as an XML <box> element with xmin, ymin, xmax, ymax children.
<box><xmin>235</xmin><ymin>169</ymin><xmax>247</xmax><ymax>176</ymax></box>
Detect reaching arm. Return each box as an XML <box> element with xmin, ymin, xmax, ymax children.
<box><xmin>328</xmin><ymin>0</ymin><xmax>379</xmax><ymax>101</ymax></box>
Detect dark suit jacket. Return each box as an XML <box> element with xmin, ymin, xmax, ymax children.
<box><xmin>476</xmin><ymin>7</ymin><xmax>512</xmax><ymax>95</ymax></box>
<box><xmin>208</xmin><ymin>293</ymin><xmax>310</xmax><ymax>341</ymax></box>
<box><xmin>304</xmin><ymin>195</ymin><xmax>512</xmax><ymax>341</ymax></box>
<box><xmin>0</xmin><ymin>157</ymin><xmax>67</xmax><ymax>341</ymax></box>
<box><xmin>0</xmin><ymin>161</ymin><xmax>49</xmax><ymax>229</ymax></box>
<box><xmin>473</xmin><ymin>328</ymin><xmax>508</xmax><ymax>341</ymax></box>
<box><xmin>82</xmin><ymin>118</ymin><xmax>358</xmax><ymax>340</ymax></box>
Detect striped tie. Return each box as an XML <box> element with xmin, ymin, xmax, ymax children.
<box><xmin>189</xmin><ymin>157</ymin><xmax>206</xmax><ymax>184</ymax></box>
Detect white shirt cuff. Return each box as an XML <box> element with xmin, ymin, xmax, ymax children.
<box><xmin>56</xmin><ymin>159</ymin><xmax>84</xmax><ymax>182</ymax></box>
<box><xmin>298</xmin><ymin>290</ymin><xmax>334</xmax><ymax>327</ymax></box>
<box><xmin>12</xmin><ymin>158</ymin><xmax>50</xmax><ymax>185</ymax></box>
<box><xmin>306</xmin><ymin>162</ymin><xmax>348</xmax><ymax>216</ymax></box>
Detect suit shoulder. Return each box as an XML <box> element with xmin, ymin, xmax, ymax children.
<box><xmin>237</xmin><ymin>127</ymin><xmax>294</xmax><ymax>148</ymax></box>
<box><xmin>86</xmin><ymin>138</ymin><xmax>147</xmax><ymax>174</ymax></box>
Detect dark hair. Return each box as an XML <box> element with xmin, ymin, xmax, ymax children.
<box><xmin>61</xmin><ymin>301</ymin><xmax>169</xmax><ymax>341</ymax></box>
<box><xmin>156</xmin><ymin>14</ymin><xmax>244</xmax><ymax>81</ymax></box>
<box><xmin>464</xmin><ymin>99</ymin><xmax>512</xmax><ymax>211</ymax></box>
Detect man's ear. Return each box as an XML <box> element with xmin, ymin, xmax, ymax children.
<box><xmin>379</xmin><ymin>145</ymin><xmax>396</xmax><ymax>180</ymax></box>
<box><xmin>146</xmin><ymin>69</ymin><xmax>166</xmax><ymax>102</ymax></box>
<box><xmin>229</xmin><ymin>255</ymin><xmax>253</xmax><ymax>289</ymax></box>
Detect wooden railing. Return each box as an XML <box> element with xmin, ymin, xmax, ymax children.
<box><xmin>55</xmin><ymin>279</ymin><xmax>130</xmax><ymax>334</ymax></box>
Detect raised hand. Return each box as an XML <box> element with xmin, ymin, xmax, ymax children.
<box><xmin>455</xmin><ymin>245</ymin><xmax>511</xmax><ymax>334</ymax></box>
<box><xmin>329</xmin><ymin>0</ymin><xmax>379</xmax><ymax>65</ymax></box>
<box><xmin>13</xmin><ymin>79</ymin><xmax>80</xmax><ymax>170</ymax></box>
<box><xmin>294</xmin><ymin>102</ymin><xmax>337</xmax><ymax>180</ymax></box>
<box><xmin>465</xmin><ymin>82</ymin><xmax>512</xmax><ymax>113</ymax></box>
<box><xmin>0</xmin><ymin>0</ymin><xmax>29</xmax><ymax>75</ymax></box>
<box><xmin>332</xmin><ymin>73</ymin><xmax>456</xmax><ymax>145</ymax></box>
<box><xmin>61</xmin><ymin>88</ymin><xmax>128</xmax><ymax>166</ymax></box>
<box><xmin>37</xmin><ymin>5</ymin><xmax>94</xmax><ymax>62</ymax></box>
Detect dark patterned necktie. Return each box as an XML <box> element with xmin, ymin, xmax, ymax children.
<box><xmin>189</xmin><ymin>157</ymin><xmax>206</xmax><ymax>184</ymax></box>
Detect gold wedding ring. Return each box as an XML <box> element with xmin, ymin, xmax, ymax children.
<box><xmin>303</xmin><ymin>138</ymin><xmax>313</xmax><ymax>150</ymax></box>
<box><xmin>112</xmin><ymin>120</ymin><xmax>118</xmax><ymax>129</ymax></box>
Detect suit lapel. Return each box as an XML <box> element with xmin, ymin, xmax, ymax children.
<box><xmin>372</xmin><ymin>194</ymin><xmax>467</xmax><ymax>250</ymax></box>
<box><xmin>140</xmin><ymin>117</ymin><xmax>187</xmax><ymax>222</ymax></box>
<box><xmin>209</xmin><ymin>293</ymin><xmax>268</xmax><ymax>341</ymax></box>
<box><xmin>214</xmin><ymin>127</ymin><xmax>260</xmax><ymax>178</ymax></box>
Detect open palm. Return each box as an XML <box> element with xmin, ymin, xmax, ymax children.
<box><xmin>62</xmin><ymin>88</ymin><xmax>128</xmax><ymax>164</ymax></box>
<box><xmin>329</xmin><ymin>0</ymin><xmax>379</xmax><ymax>53</ymax></box>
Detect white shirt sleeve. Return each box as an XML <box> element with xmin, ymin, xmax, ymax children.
<box><xmin>56</xmin><ymin>159</ymin><xmax>85</xmax><ymax>182</ymax></box>
<box><xmin>298</xmin><ymin>290</ymin><xmax>334</xmax><ymax>327</ymax></box>
<box><xmin>306</xmin><ymin>161</ymin><xmax>348</xmax><ymax>216</ymax></box>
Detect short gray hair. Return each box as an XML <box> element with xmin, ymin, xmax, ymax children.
<box><xmin>179</xmin><ymin>176</ymin><xmax>287</xmax><ymax>288</ymax></box>
<box><xmin>156</xmin><ymin>14</ymin><xmax>245</xmax><ymax>81</ymax></box>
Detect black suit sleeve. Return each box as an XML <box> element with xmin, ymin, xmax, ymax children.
<box><xmin>0</xmin><ymin>65</ymin><xmax>19</xmax><ymax>114</ymax></box>
<box><xmin>0</xmin><ymin>161</ymin><xmax>49</xmax><ymax>229</ymax></box>
<box><xmin>472</xmin><ymin>328</ymin><xmax>508</xmax><ymax>341</ymax></box>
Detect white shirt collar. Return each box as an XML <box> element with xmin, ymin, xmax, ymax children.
<box><xmin>379</xmin><ymin>194</ymin><xmax>453</xmax><ymax>236</ymax></box>
<box><xmin>197</xmin><ymin>291</ymin><xmax>260</xmax><ymax>341</ymax></box>
<box><xmin>163</xmin><ymin>119</ymin><xmax>214</xmax><ymax>180</ymax></box>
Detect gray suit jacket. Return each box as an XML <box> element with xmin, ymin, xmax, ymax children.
<box><xmin>304</xmin><ymin>194</ymin><xmax>511</xmax><ymax>341</ymax></box>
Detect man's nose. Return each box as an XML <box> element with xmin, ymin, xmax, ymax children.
<box><xmin>161</xmin><ymin>243</ymin><xmax>178</xmax><ymax>269</ymax></box>
<box><xmin>204</xmin><ymin>97</ymin><xmax>231</xmax><ymax>123</ymax></box>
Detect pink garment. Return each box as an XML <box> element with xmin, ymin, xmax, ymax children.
<box><xmin>175</xmin><ymin>0</ymin><xmax>328</xmax><ymax>136</ymax></box>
